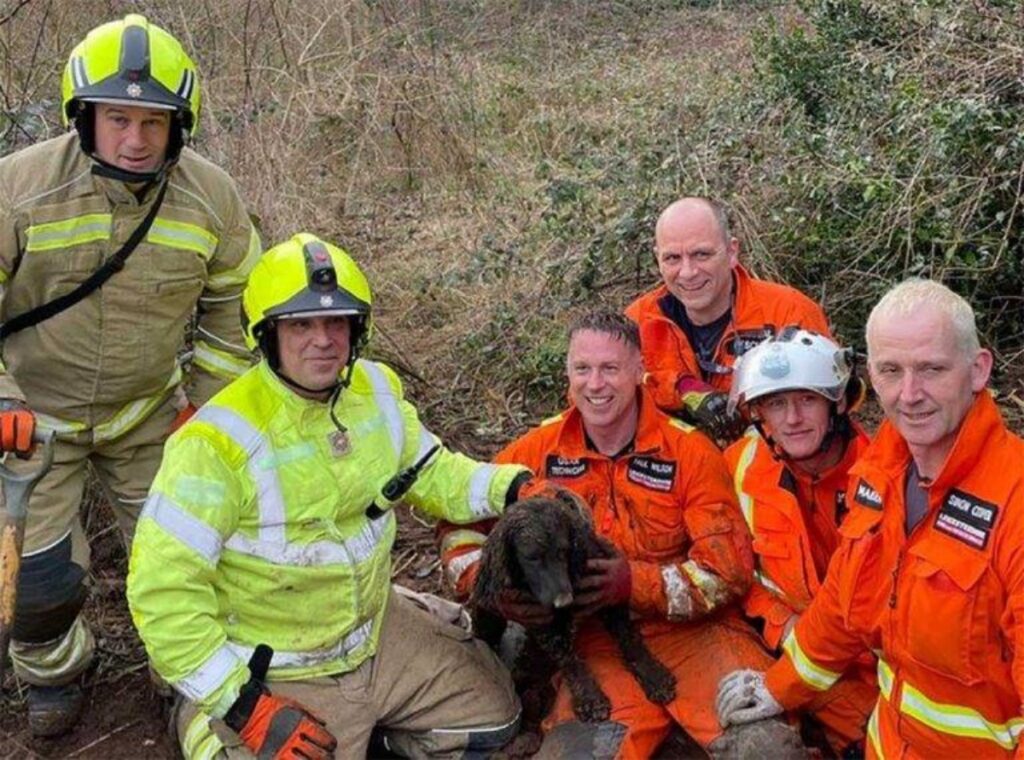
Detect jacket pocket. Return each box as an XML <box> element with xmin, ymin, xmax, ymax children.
<box><xmin>897</xmin><ymin>541</ymin><xmax>990</xmax><ymax>685</ymax></box>
<box><xmin>835</xmin><ymin>508</ymin><xmax>886</xmax><ymax>630</ymax></box>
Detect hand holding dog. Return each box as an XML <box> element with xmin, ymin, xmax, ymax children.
<box><xmin>573</xmin><ymin>555</ymin><xmax>632</xmax><ymax>617</ymax></box>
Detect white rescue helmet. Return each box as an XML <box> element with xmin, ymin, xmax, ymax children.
<box><xmin>728</xmin><ymin>329</ymin><xmax>853</xmax><ymax>416</ymax></box>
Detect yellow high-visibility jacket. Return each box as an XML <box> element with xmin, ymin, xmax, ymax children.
<box><xmin>0</xmin><ymin>132</ymin><xmax>259</xmax><ymax>440</ymax></box>
<box><xmin>127</xmin><ymin>359</ymin><xmax>528</xmax><ymax>717</ymax></box>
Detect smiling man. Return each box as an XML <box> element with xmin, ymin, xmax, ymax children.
<box><xmin>0</xmin><ymin>15</ymin><xmax>259</xmax><ymax>736</ymax></box>
<box><xmin>626</xmin><ymin>197</ymin><xmax>829</xmax><ymax>447</ymax></box>
<box><xmin>723</xmin><ymin>330</ymin><xmax>877</xmax><ymax>754</ymax></box>
<box><xmin>717</xmin><ymin>279</ymin><xmax>1024</xmax><ymax>758</ymax></box>
<box><xmin>440</xmin><ymin>312</ymin><xmax>807</xmax><ymax>758</ymax></box>
<box><xmin>128</xmin><ymin>233</ymin><xmax>532</xmax><ymax>760</ymax></box>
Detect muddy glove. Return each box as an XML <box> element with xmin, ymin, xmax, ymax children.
<box><xmin>679</xmin><ymin>386</ymin><xmax>746</xmax><ymax>446</ymax></box>
<box><xmin>225</xmin><ymin>645</ymin><xmax>337</xmax><ymax>759</ymax></box>
<box><xmin>495</xmin><ymin>589</ymin><xmax>554</xmax><ymax>627</ymax></box>
<box><xmin>716</xmin><ymin>669</ymin><xmax>784</xmax><ymax>728</ymax></box>
<box><xmin>573</xmin><ymin>555</ymin><xmax>632</xmax><ymax>617</ymax></box>
<box><xmin>0</xmin><ymin>399</ymin><xmax>36</xmax><ymax>459</ymax></box>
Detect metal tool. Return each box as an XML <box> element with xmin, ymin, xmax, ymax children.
<box><xmin>0</xmin><ymin>430</ymin><xmax>56</xmax><ymax>682</ymax></box>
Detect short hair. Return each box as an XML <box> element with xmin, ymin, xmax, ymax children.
<box><xmin>704</xmin><ymin>198</ymin><xmax>733</xmax><ymax>244</ymax></box>
<box><xmin>568</xmin><ymin>311</ymin><xmax>641</xmax><ymax>352</ymax></box>
<box><xmin>866</xmin><ymin>278</ymin><xmax>981</xmax><ymax>358</ymax></box>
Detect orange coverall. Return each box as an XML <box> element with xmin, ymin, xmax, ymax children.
<box><xmin>441</xmin><ymin>391</ymin><xmax>774</xmax><ymax>756</ymax></box>
<box><xmin>725</xmin><ymin>427</ymin><xmax>877</xmax><ymax>751</ymax></box>
<box><xmin>763</xmin><ymin>391</ymin><xmax>1024</xmax><ymax>758</ymax></box>
<box><xmin>624</xmin><ymin>265</ymin><xmax>830</xmax><ymax>410</ymax></box>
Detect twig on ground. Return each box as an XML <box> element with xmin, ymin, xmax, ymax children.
<box><xmin>63</xmin><ymin>719</ymin><xmax>140</xmax><ymax>758</ymax></box>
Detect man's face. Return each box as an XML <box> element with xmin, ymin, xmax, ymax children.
<box><xmin>567</xmin><ymin>329</ymin><xmax>643</xmax><ymax>438</ymax></box>
<box><xmin>93</xmin><ymin>103</ymin><xmax>171</xmax><ymax>173</ymax></box>
<box><xmin>754</xmin><ymin>390</ymin><xmax>834</xmax><ymax>461</ymax></box>
<box><xmin>868</xmin><ymin>306</ymin><xmax>991</xmax><ymax>465</ymax></box>
<box><xmin>276</xmin><ymin>316</ymin><xmax>351</xmax><ymax>395</ymax></box>
<box><xmin>655</xmin><ymin>206</ymin><xmax>739</xmax><ymax>325</ymax></box>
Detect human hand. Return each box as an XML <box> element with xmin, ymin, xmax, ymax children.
<box><xmin>572</xmin><ymin>555</ymin><xmax>632</xmax><ymax>617</ymax></box>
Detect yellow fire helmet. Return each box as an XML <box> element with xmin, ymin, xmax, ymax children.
<box><xmin>242</xmin><ymin>233</ymin><xmax>373</xmax><ymax>373</ymax></box>
<box><xmin>61</xmin><ymin>14</ymin><xmax>200</xmax><ymax>175</ymax></box>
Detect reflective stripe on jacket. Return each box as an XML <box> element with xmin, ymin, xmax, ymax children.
<box><xmin>624</xmin><ymin>265</ymin><xmax>830</xmax><ymax>409</ymax></box>
<box><xmin>0</xmin><ymin>132</ymin><xmax>258</xmax><ymax>432</ymax></box>
<box><xmin>127</xmin><ymin>359</ymin><xmax>527</xmax><ymax>717</ymax></box>
<box><xmin>440</xmin><ymin>389</ymin><xmax>754</xmax><ymax>620</ymax></box>
<box><xmin>764</xmin><ymin>391</ymin><xmax>1024</xmax><ymax>757</ymax></box>
<box><xmin>724</xmin><ymin>426</ymin><xmax>870</xmax><ymax>649</ymax></box>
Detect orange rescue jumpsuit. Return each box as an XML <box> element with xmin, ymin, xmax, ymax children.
<box><xmin>725</xmin><ymin>427</ymin><xmax>877</xmax><ymax>751</ymax></box>
<box><xmin>624</xmin><ymin>265</ymin><xmax>830</xmax><ymax>411</ymax></box>
<box><xmin>441</xmin><ymin>391</ymin><xmax>774</xmax><ymax>757</ymax></box>
<box><xmin>762</xmin><ymin>391</ymin><xmax>1024</xmax><ymax>758</ymax></box>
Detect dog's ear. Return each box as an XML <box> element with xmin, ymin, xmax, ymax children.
<box><xmin>567</xmin><ymin>509</ymin><xmax>591</xmax><ymax>581</ymax></box>
<box><xmin>472</xmin><ymin>514</ymin><xmax>514</xmax><ymax>608</ymax></box>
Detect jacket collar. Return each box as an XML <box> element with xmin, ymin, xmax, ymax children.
<box><xmin>851</xmin><ymin>390</ymin><xmax>1005</xmax><ymax>492</ymax></box>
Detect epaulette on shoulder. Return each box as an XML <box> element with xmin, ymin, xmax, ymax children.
<box><xmin>668</xmin><ymin>417</ymin><xmax>695</xmax><ymax>434</ymax></box>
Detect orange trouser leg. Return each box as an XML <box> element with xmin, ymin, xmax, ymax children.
<box><xmin>544</xmin><ymin>616</ymin><xmax>774</xmax><ymax>758</ymax></box>
<box><xmin>804</xmin><ymin>674</ymin><xmax>878</xmax><ymax>753</ymax></box>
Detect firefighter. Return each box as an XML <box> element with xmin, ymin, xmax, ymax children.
<box><xmin>717</xmin><ymin>279</ymin><xmax>1024</xmax><ymax>757</ymax></box>
<box><xmin>127</xmin><ymin>233</ymin><xmax>533</xmax><ymax>759</ymax></box>
<box><xmin>0</xmin><ymin>15</ymin><xmax>258</xmax><ymax>735</ymax></box>
<box><xmin>625</xmin><ymin>197</ymin><xmax>830</xmax><ymax>446</ymax></box>
<box><xmin>725</xmin><ymin>329</ymin><xmax>877</xmax><ymax>753</ymax></box>
<box><xmin>441</xmin><ymin>311</ymin><xmax>806</xmax><ymax>758</ymax></box>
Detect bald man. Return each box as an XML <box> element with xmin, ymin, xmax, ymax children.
<box><xmin>625</xmin><ymin>198</ymin><xmax>830</xmax><ymax>446</ymax></box>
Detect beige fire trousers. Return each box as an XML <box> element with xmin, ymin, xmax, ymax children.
<box><xmin>8</xmin><ymin>396</ymin><xmax>178</xmax><ymax>686</ymax></box>
<box><xmin>176</xmin><ymin>587</ymin><xmax>521</xmax><ymax>759</ymax></box>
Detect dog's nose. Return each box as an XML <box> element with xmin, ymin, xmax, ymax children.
<box><xmin>553</xmin><ymin>591</ymin><xmax>573</xmax><ymax>609</ymax></box>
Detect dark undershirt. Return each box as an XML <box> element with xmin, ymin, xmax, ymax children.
<box><xmin>584</xmin><ymin>432</ymin><xmax>635</xmax><ymax>460</ymax></box>
<box><xmin>658</xmin><ymin>292</ymin><xmax>732</xmax><ymax>370</ymax></box>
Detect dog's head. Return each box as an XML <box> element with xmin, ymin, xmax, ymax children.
<box><xmin>479</xmin><ymin>496</ymin><xmax>593</xmax><ymax>610</ymax></box>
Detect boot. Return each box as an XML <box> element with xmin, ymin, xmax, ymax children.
<box><xmin>27</xmin><ymin>683</ymin><xmax>84</xmax><ymax>737</ymax></box>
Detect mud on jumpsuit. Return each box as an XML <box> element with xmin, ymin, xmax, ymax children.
<box><xmin>725</xmin><ymin>426</ymin><xmax>877</xmax><ymax>751</ymax></box>
<box><xmin>441</xmin><ymin>390</ymin><xmax>775</xmax><ymax>757</ymax></box>
<box><xmin>624</xmin><ymin>265</ymin><xmax>830</xmax><ymax>411</ymax></box>
<box><xmin>763</xmin><ymin>391</ymin><xmax>1024</xmax><ymax>758</ymax></box>
<box><xmin>0</xmin><ymin>132</ymin><xmax>259</xmax><ymax>686</ymax></box>
<box><xmin>127</xmin><ymin>359</ymin><xmax>529</xmax><ymax>759</ymax></box>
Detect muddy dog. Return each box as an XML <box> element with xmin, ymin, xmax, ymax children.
<box><xmin>471</xmin><ymin>495</ymin><xmax>676</xmax><ymax>751</ymax></box>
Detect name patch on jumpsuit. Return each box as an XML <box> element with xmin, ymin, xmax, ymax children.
<box><xmin>627</xmin><ymin>457</ymin><xmax>676</xmax><ymax>492</ymax></box>
<box><xmin>545</xmin><ymin>456</ymin><xmax>587</xmax><ymax>479</ymax></box>
<box><xmin>934</xmin><ymin>489</ymin><xmax>998</xmax><ymax>549</ymax></box>
<box><xmin>853</xmin><ymin>480</ymin><xmax>883</xmax><ymax>510</ymax></box>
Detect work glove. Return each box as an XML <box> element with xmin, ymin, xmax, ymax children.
<box><xmin>0</xmin><ymin>399</ymin><xmax>36</xmax><ymax>459</ymax></box>
<box><xmin>573</xmin><ymin>554</ymin><xmax>632</xmax><ymax>617</ymax></box>
<box><xmin>224</xmin><ymin>645</ymin><xmax>337</xmax><ymax>759</ymax></box>
<box><xmin>169</xmin><ymin>402</ymin><xmax>197</xmax><ymax>434</ymax></box>
<box><xmin>715</xmin><ymin>669</ymin><xmax>784</xmax><ymax>728</ymax></box>
<box><xmin>494</xmin><ymin>588</ymin><xmax>555</xmax><ymax>627</ymax></box>
<box><xmin>678</xmin><ymin>385</ymin><xmax>746</xmax><ymax>446</ymax></box>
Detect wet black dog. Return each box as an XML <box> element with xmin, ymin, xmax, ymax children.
<box><xmin>471</xmin><ymin>496</ymin><xmax>676</xmax><ymax>750</ymax></box>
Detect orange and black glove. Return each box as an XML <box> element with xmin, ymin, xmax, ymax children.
<box><xmin>224</xmin><ymin>645</ymin><xmax>337</xmax><ymax>759</ymax></box>
<box><xmin>572</xmin><ymin>553</ymin><xmax>632</xmax><ymax>617</ymax></box>
<box><xmin>170</xmin><ymin>402</ymin><xmax>197</xmax><ymax>434</ymax></box>
<box><xmin>0</xmin><ymin>399</ymin><xmax>36</xmax><ymax>459</ymax></box>
<box><xmin>677</xmin><ymin>380</ymin><xmax>745</xmax><ymax>446</ymax></box>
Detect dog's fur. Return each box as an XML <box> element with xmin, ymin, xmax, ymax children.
<box><xmin>471</xmin><ymin>496</ymin><xmax>676</xmax><ymax>749</ymax></box>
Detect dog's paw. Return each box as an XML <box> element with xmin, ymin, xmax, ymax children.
<box><xmin>573</xmin><ymin>691</ymin><xmax>612</xmax><ymax>723</ymax></box>
<box><xmin>638</xmin><ymin>665</ymin><xmax>677</xmax><ymax>705</ymax></box>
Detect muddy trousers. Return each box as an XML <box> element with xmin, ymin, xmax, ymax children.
<box><xmin>8</xmin><ymin>398</ymin><xmax>177</xmax><ymax>687</ymax></box>
<box><xmin>175</xmin><ymin>588</ymin><xmax>521</xmax><ymax>759</ymax></box>
<box><xmin>541</xmin><ymin>616</ymin><xmax>778</xmax><ymax>759</ymax></box>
